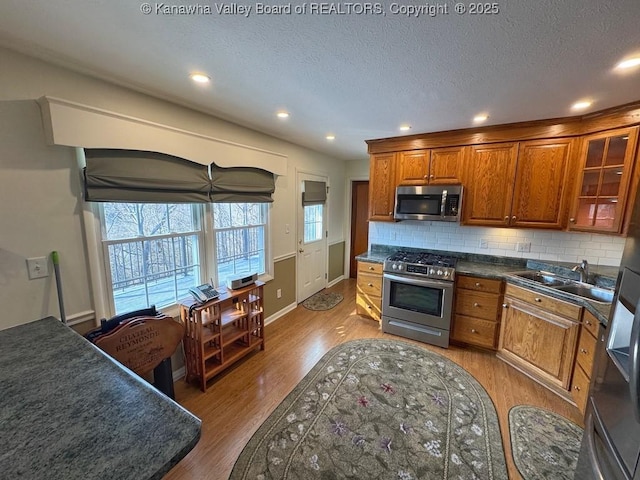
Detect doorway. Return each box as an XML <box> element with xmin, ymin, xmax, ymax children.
<box><xmin>297</xmin><ymin>172</ymin><xmax>328</xmax><ymax>302</ymax></box>
<box><xmin>349</xmin><ymin>180</ymin><xmax>369</xmax><ymax>278</ymax></box>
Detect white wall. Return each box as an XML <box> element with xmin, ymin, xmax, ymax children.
<box><xmin>0</xmin><ymin>47</ymin><xmax>348</xmax><ymax>330</ymax></box>
<box><xmin>369</xmin><ymin>221</ymin><xmax>626</xmax><ymax>266</ymax></box>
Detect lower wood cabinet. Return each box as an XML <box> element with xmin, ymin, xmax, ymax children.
<box><xmin>571</xmin><ymin>310</ymin><xmax>600</xmax><ymax>414</ymax></box>
<box><xmin>355</xmin><ymin>261</ymin><xmax>383</xmax><ymax>321</ymax></box>
<box><xmin>452</xmin><ymin>275</ymin><xmax>503</xmax><ymax>349</ymax></box>
<box><xmin>498</xmin><ymin>284</ymin><xmax>582</xmax><ymax>400</ymax></box>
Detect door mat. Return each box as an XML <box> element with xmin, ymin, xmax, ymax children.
<box><xmin>230</xmin><ymin>338</ymin><xmax>508</xmax><ymax>479</ymax></box>
<box><xmin>509</xmin><ymin>405</ymin><xmax>583</xmax><ymax>480</ymax></box>
<box><xmin>302</xmin><ymin>292</ymin><xmax>344</xmax><ymax>311</ymax></box>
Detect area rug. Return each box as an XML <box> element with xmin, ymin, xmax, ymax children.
<box><xmin>230</xmin><ymin>338</ymin><xmax>508</xmax><ymax>479</ymax></box>
<box><xmin>302</xmin><ymin>291</ymin><xmax>343</xmax><ymax>311</ymax></box>
<box><xmin>508</xmin><ymin>405</ymin><xmax>583</xmax><ymax>480</ymax></box>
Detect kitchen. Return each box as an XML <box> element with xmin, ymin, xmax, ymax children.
<box><xmin>1</xmin><ymin>1</ymin><xmax>640</xmax><ymax>479</ymax></box>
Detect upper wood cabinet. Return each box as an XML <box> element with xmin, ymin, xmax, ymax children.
<box><xmin>462</xmin><ymin>143</ymin><xmax>519</xmax><ymax>226</ymax></box>
<box><xmin>397</xmin><ymin>147</ymin><xmax>465</xmax><ymax>186</ymax></box>
<box><xmin>568</xmin><ymin>126</ymin><xmax>639</xmax><ymax>234</ymax></box>
<box><xmin>511</xmin><ymin>139</ymin><xmax>574</xmax><ymax>229</ymax></box>
<box><xmin>368</xmin><ymin>153</ymin><xmax>397</xmax><ymax>221</ymax></box>
<box><xmin>462</xmin><ymin>139</ymin><xmax>574</xmax><ymax>229</ymax></box>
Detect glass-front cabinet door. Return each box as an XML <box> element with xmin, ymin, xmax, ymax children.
<box><xmin>569</xmin><ymin>126</ymin><xmax>639</xmax><ymax>234</ymax></box>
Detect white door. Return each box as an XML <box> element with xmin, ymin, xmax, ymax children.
<box><xmin>297</xmin><ymin>172</ymin><xmax>328</xmax><ymax>302</ymax></box>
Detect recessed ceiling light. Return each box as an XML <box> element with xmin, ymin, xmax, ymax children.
<box><xmin>276</xmin><ymin>111</ymin><xmax>290</xmax><ymax>119</ymax></box>
<box><xmin>571</xmin><ymin>100</ymin><xmax>592</xmax><ymax>111</ymax></box>
<box><xmin>473</xmin><ymin>114</ymin><xmax>489</xmax><ymax>123</ymax></box>
<box><xmin>615</xmin><ymin>57</ymin><xmax>640</xmax><ymax>70</ymax></box>
<box><xmin>326</xmin><ymin>134</ymin><xmax>336</xmax><ymax>141</ymax></box>
<box><xmin>189</xmin><ymin>73</ymin><xmax>210</xmax><ymax>84</ymax></box>
<box><xmin>399</xmin><ymin>125</ymin><xmax>411</xmax><ymax>131</ymax></box>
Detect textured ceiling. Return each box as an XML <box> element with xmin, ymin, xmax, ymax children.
<box><xmin>0</xmin><ymin>0</ymin><xmax>639</xmax><ymax>160</ymax></box>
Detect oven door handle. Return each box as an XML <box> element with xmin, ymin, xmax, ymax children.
<box><xmin>384</xmin><ymin>273</ymin><xmax>453</xmax><ymax>289</ymax></box>
<box><xmin>629</xmin><ymin>298</ymin><xmax>640</xmax><ymax>423</ymax></box>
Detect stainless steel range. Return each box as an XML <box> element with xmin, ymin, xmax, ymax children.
<box><xmin>382</xmin><ymin>251</ymin><xmax>456</xmax><ymax>348</ymax></box>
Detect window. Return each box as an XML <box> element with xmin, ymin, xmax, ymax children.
<box><xmin>212</xmin><ymin>203</ymin><xmax>267</xmax><ymax>286</ymax></box>
<box><xmin>303</xmin><ymin>204</ymin><xmax>324</xmax><ymax>243</ymax></box>
<box><xmin>100</xmin><ymin>203</ymin><xmax>203</xmax><ymax>314</ymax></box>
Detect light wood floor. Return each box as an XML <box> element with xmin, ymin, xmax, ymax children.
<box><xmin>165</xmin><ymin>279</ymin><xmax>583</xmax><ymax>480</ymax></box>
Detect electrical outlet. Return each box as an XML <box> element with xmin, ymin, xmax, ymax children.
<box><xmin>517</xmin><ymin>242</ymin><xmax>531</xmax><ymax>253</ymax></box>
<box><xmin>27</xmin><ymin>256</ymin><xmax>49</xmax><ymax>279</ymax></box>
<box><xmin>276</xmin><ymin>288</ymin><xmax>282</xmax><ymax>299</ymax></box>
<box><xmin>479</xmin><ymin>238</ymin><xmax>489</xmax><ymax>249</ymax></box>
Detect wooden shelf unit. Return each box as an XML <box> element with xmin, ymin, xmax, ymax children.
<box><xmin>180</xmin><ymin>281</ymin><xmax>265</xmax><ymax>392</ymax></box>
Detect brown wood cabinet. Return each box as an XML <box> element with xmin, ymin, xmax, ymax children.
<box><xmin>452</xmin><ymin>275</ymin><xmax>503</xmax><ymax>349</ymax></box>
<box><xmin>571</xmin><ymin>310</ymin><xmax>601</xmax><ymax>415</ymax></box>
<box><xmin>568</xmin><ymin>126</ymin><xmax>639</xmax><ymax>234</ymax></box>
<box><xmin>397</xmin><ymin>147</ymin><xmax>465</xmax><ymax>186</ymax></box>
<box><xmin>368</xmin><ymin>153</ymin><xmax>396</xmax><ymax>221</ymax></box>
<box><xmin>462</xmin><ymin>143</ymin><xmax>519</xmax><ymax>226</ymax></box>
<box><xmin>355</xmin><ymin>261</ymin><xmax>383</xmax><ymax>321</ymax></box>
<box><xmin>498</xmin><ymin>284</ymin><xmax>581</xmax><ymax>400</ymax></box>
<box><xmin>463</xmin><ymin>139</ymin><xmax>574</xmax><ymax>229</ymax></box>
<box><xmin>180</xmin><ymin>282</ymin><xmax>265</xmax><ymax>392</ymax></box>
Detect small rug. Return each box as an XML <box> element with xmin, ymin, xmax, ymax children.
<box><xmin>302</xmin><ymin>291</ymin><xmax>344</xmax><ymax>311</ymax></box>
<box><xmin>508</xmin><ymin>405</ymin><xmax>583</xmax><ymax>480</ymax></box>
<box><xmin>230</xmin><ymin>338</ymin><xmax>508</xmax><ymax>479</ymax></box>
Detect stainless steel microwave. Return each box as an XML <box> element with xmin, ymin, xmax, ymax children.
<box><xmin>394</xmin><ymin>185</ymin><xmax>463</xmax><ymax>221</ymax></box>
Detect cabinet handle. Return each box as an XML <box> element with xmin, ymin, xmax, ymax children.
<box><xmin>473</xmin><ymin>302</ymin><xmax>480</xmax><ymax>307</ymax></box>
<box><xmin>580</xmin><ymin>348</ymin><xmax>588</xmax><ymax>354</ymax></box>
<box><xmin>504</xmin><ymin>216</ymin><xmax>509</xmax><ymax>223</ymax></box>
<box><xmin>367</xmin><ymin>304</ymin><xmax>372</xmax><ymax>310</ymax></box>
<box><xmin>570</xmin><ymin>218</ymin><xmax>576</xmax><ymax>223</ymax></box>
<box><xmin>470</xmin><ymin>328</ymin><xmax>477</xmax><ymax>333</ymax></box>
<box><xmin>535</xmin><ymin>297</ymin><xmax>542</xmax><ymax>302</ymax></box>
<box><xmin>511</xmin><ymin>215</ymin><xmax>517</xmax><ymax>221</ymax></box>
<box><xmin>585</xmin><ymin>320</ymin><xmax>592</xmax><ymax>326</ymax></box>
<box><xmin>574</xmin><ymin>385</ymin><xmax>581</xmax><ymax>391</ymax></box>
<box><xmin>389</xmin><ymin>212</ymin><xmax>393</xmax><ymax>216</ymax></box>
<box><xmin>367</xmin><ymin>283</ymin><xmax>374</xmax><ymax>287</ymax></box>
<box><xmin>430</xmin><ymin>174</ymin><xmax>434</xmax><ymax>179</ymax></box>
<box><xmin>423</xmin><ymin>174</ymin><xmax>429</xmax><ymax>180</ymax></box>
<box><xmin>502</xmin><ymin>303</ymin><xmax>508</xmax><ymax>308</ymax></box>
<box><xmin>475</xmin><ymin>282</ymin><xmax>481</xmax><ymax>287</ymax></box>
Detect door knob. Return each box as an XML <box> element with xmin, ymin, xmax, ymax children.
<box><xmin>299</xmin><ymin>248</ymin><xmax>304</xmax><ymax>253</ymax></box>
<box><xmin>569</xmin><ymin>218</ymin><xmax>576</xmax><ymax>223</ymax></box>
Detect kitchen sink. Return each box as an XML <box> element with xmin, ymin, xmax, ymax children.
<box><xmin>507</xmin><ymin>270</ymin><xmax>614</xmax><ymax>304</ymax></box>
<box><xmin>508</xmin><ymin>270</ymin><xmax>572</xmax><ymax>287</ymax></box>
<box><xmin>555</xmin><ymin>283</ymin><xmax>615</xmax><ymax>303</ymax></box>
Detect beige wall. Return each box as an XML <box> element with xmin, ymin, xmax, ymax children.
<box><xmin>328</xmin><ymin>242</ymin><xmax>345</xmax><ymax>282</ymax></box>
<box><xmin>263</xmin><ymin>256</ymin><xmax>297</xmax><ymax>318</ymax></box>
<box><xmin>0</xmin><ymin>47</ymin><xmax>349</xmax><ymax>330</ymax></box>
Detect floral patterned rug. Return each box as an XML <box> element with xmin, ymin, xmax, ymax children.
<box><xmin>302</xmin><ymin>292</ymin><xmax>344</xmax><ymax>311</ymax></box>
<box><xmin>508</xmin><ymin>405</ymin><xmax>583</xmax><ymax>480</ymax></box>
<box><xmin>230</xmin><ymin>338</ymin><xmax>508</xmax><ymax>479</ymax></box>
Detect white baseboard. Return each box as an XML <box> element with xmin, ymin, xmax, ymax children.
<box><xmin>265</xmin><ymin>302</ymin><xmax>297</xmax><ymax>326</ymax></box>
<box><xmin>172</xmin><ymin>366</ymin><xmax>186</xmax><ymax>382</ymax></box>
<box><xmin>327</xmin><ymin>275</ymin><xmax>345</xmax><ymax>288</ymax></box>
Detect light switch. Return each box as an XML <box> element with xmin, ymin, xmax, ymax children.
<box><xmin>27</xmin><ymin>257</ymin><xmax>49</xmax><ymax>279</ymax></box>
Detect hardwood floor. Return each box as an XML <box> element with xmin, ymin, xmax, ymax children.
<box><xmin>165</xmin><ymin>279</ymin><xmax>583</xmax><ymax>480</ymax></box>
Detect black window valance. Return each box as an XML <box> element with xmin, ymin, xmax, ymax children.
<box><xmin>83</xmin><ymin>149</ymin><xmax>275</xmax><ymax>203</ymax></box>
<box><xmin>302</xmin><ymin>180</ymin><xmax>327</xmax><ymax>205</ymax></box>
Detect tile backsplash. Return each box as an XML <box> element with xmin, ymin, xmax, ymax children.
<box><xmin>369</xmin><ymin>221</ymin><xmax>625</xmax><ymax>266</ymax></box>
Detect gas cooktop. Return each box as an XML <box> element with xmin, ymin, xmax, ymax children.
<box><xmin>383</xmin><ymin>250</ymin><xmax>457</xmax><ymax>281</ymax></box>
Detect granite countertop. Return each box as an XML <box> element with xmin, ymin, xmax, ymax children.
<box><xmin>356</xmin><ymin>245</ymin><xmax>616</xmax><ymax>325</ymax></box>
<box><xmin>0</xmin><ymin>317</ymin><xmax>201</xmax><ymax>480</ymax></box>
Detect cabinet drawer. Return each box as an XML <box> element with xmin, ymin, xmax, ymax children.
<box><xmin>582</xmin><ymin>310</ymin><xmax>600</xmax><ymax>339</ymax></box>
<box><xmin>455</xmin><ymin>290</ymin><xmax>501</xmax><ymax>321</ymax></box>
<box><xmin>457</xmin><ymin>275</ymin><xmax>503</xmax><ymax>294</ymax></box>
<box><xmin>576</xmin><ymin>327</ymin><xmax>597</xmax><ymax>375</ymax></box>
<box><xmin>452</xmin><ymin>315</ymin><xmax>499</xmax><ymax>349</ymax></box>
<box><xmin>571</xmin><ymin>364</ymin><xmax>590</xmax><ymax>414</ymax></box>
<box><xmin>505</xmin><ymin>284</ymin><xmax>582</xmax><ymax>320</ymax></box>
<box><xmin>357</xmin><ymin>261</ymin><xmax>383</xmax><ymax>275</ymax></box>
<box><xmin>356</xmin><ymin>292</ymin><xmax>381</xmax><ymax>321</ymax></box>
<box><xmin>357</xmin><ymin>273</ymin><xmax>382</xmax><ymax>297</ymax></box>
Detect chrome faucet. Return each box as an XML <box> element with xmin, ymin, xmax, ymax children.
<box><xmin>572</xmin><ymin>259</ymin><xmax>589</xmax><ymax>283</ymax></box>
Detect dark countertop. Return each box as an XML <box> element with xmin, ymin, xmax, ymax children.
<box><xmin>356</xmin><ymin>245</ymin><xmax>615</xmax><ymax>325</ymax></box>
<box><xmin>0</xmin><ymin>317</ymin><xmax>201</xmax><ymax>480</ymax></box>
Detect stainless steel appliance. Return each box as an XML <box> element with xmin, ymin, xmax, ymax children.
<box><xmin>394</xmin><ymin>185</ymin><xmax>462</xmax><ymax>222</ymax></box>
<box><xmin>381</xmin><ymin>250</ymin><xmax>456</xmax><ymax>348</ymax></box>
<box><xmin>575</xmin><ymin>200</ymin><xmax>640</xmax><ymax>479</ymax></box>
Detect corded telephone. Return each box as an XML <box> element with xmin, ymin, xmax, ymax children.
<box><xmin>189</xmin><ymin>284</ymin><xmax>220</xmax><ymax>303</ymax></box>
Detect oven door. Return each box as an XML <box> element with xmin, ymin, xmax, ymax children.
<box><xmin>382</xmin><ymin>273</ymin><xmax>453</xmax><ymax>330</ymax></box>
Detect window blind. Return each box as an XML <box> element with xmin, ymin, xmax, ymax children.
<box><xmin>302</xmin><ymin>180</ymin><xmax>327</xmax><ymax>205</ymax></box>
<box><xmin>209</xmin><ymin>163</ymin><xmax>275</xmax><ymax>203</ymax></box>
